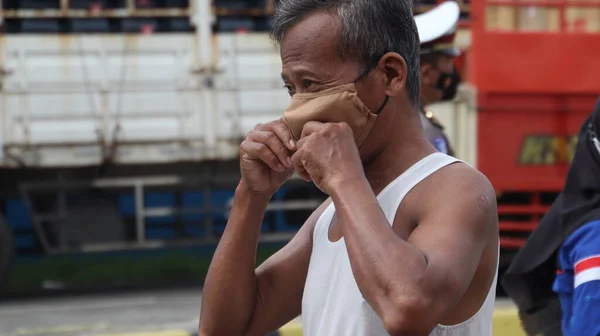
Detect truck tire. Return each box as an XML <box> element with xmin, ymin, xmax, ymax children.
<box><xmin>0</xmin><ymin>214</ymin><xmax>14</xmax><ymax>290</ymax></box>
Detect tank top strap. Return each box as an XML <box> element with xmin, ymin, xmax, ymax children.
<box><xmin>377</xmin><ymin>153</ymin><xmax>463</xmax><ymax>224</ymax></box>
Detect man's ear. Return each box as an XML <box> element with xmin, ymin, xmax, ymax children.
<box><xmin>378</xmin><ymin>52</ymin><xmax>407</xmax><ymax>97</ymax></box>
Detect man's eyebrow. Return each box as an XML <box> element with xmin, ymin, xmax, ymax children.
<box><xmin>280</xmin><ymin>73</ymin><xmax>288</xmax><ymax>82</ymax></box>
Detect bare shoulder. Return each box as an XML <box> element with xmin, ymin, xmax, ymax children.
<box><xmin>420</xmin><ymin>161</ymin><xmax>498</xmax><ymax>233</ymax></box>
<box><xmin>439</xmin><ymin>162</ymin><xmax>496</xmax><ymax>210</ymax></box>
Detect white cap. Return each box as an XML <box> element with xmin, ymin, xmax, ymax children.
<box><xmin>415</xmin><ymin>1</ymin><xmax>461</xmax><ymax>56</ymax></box>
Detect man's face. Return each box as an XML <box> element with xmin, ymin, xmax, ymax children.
<box><xmin>419</xmin><ymin>54</ymin><xmax>455</xmax><ymax>105</ymax></box>
<box><xmin>280</xmin><ymin>12</ymin><xmax>385</xmax><ymax>108</ymax></box>
<box><xmin>279</xmin><ymin>11</ymin><xmax>409</xmax><ymax>155</ymax></box>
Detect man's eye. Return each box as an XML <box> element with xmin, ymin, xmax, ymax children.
<box><xmin>302</xmin><ymin>79</ymin><xmax>314</xmax><ymax>89</ymax></box>
<box><xmin>283</xmin><ymin>84</ymin><xmax>294</xmax><ymax>96</ymax></box>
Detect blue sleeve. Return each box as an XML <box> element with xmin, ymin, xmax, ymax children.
<box><xmin>554</xmin><ymin>220</ymin><xmax>600</xmax><ymax>336</ymax></box>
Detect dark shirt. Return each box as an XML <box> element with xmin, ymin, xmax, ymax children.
<box><xmin>419</xmin><ymin>109</ymin><xmax>455</xmax><ymax>156</ymax></box>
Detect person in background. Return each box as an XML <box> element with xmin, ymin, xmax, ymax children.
<box><xmin>199</xmin><ymin>0</ymin><xmax>499</xmax><ymax>335</ymax></box>
<box><xmin>415</xmin><ymin>1</ymin><xmax>462</xmax><ymax>156</ymax></box>
<box><xmin>503</xmin><ymin>98</ymin><xmax>600</xmax><ymax>336</ymax></box>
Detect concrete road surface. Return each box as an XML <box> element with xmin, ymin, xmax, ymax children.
<box><xmin>0</xmin><ymin>288</ymin><xmax>517</xmax><ymax>336</ymax></box>
<box><xmin>0</xmin><ymin>289</ymin><xmax>203</xmax><ymax>336</ymax></box>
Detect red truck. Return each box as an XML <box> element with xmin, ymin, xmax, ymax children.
<box><xmin>466</xmin><ymin>0</ymin><xmax>600</xmax><ymax>271</ymax></box>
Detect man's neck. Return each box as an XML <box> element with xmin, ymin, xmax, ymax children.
<box><xmin>362</xmin><ymin>124</ymin><xmax>435</xmax><ymax>194</ymax></box>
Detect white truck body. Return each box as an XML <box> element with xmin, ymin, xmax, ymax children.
<box><xmin>0</xmin><ymin>12</ymin><xmax>476</xmax><ymax>168</ymax></box>
<box><xmin>0</xmin><ymin>33</ymin><xmax>289</xmax><ymax>167</ymax></box>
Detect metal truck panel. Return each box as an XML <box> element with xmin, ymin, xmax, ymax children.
<box><xmin>470</xmin><ymin>0</ymin><xmax>600</xmax><ymax>250</ymax></box>
<box><xmin>0</xmin><ymin>33</ymin><xmax>288</xmax><ymax>168</ymax></box>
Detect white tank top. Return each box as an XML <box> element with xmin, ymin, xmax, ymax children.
<box><xmin>301</xmin><ymin>153</ymin><xmax>498</xmax><ymax>336</ymax></box>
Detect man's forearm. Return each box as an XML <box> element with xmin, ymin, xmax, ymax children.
<box><xmin>199</xmin><ymin>183</ymin><xmax>271</xmax><ymax>335</ymax></box>
<box><xmin>330</xmin><ymin>177</ymin><xmax>429</xmax><ymax>327</ymax></box>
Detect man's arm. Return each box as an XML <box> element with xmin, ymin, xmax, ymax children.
<box><xmin>198</xmin><ymin>185</ymin><xmax>330</xmax><ymax>336</ymax></box>
<box><xmin>330</xmin><ymin>164</ymin><xmax>496</xmax><ymax>335</ymax></box>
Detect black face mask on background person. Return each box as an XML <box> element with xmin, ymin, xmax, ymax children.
<box><xmin>502</xmin><ymin>97</ymin><xmax>600</xmax><ymax>336</ymax></box>
<box><xmin>437</xmin><ymin>65</ymin><xmax>461</xmax><ymax>102</ymax></box>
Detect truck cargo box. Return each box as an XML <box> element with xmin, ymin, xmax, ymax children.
<box><xmin>470</xmin><ymin>0</ymin><xmax>600</xmax><ymax>249</ymax></box>
<box><xmin>0</xmin><ymin>33</ymin><xmax>288</xmax><ymax>168</ymax></box>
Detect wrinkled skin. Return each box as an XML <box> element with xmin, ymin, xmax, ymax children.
<box><xmin>239</xmin><ymin>119</ymin><xmax>295</xmax><ymax>195</ymax></box>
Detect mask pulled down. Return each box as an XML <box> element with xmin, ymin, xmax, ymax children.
<box><xmin>283</xmin><ymin>83</ymin><xmax>387</xmax><ymax>148</ymax></box>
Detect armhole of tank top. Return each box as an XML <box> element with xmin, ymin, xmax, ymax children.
<box><xmin>385</xmin><ymin>154</ymin><xmax>463</xmax><ymax>225</ymax></box>
<box><xmin>312</xmin><ymin>202</ymin><xmax>335</xmax><ymax>243</ymax></box>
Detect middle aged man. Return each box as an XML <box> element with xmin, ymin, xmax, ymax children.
<box><xmin>199</xmin><ymin>1</ymin><xmax>499</xmax><ymax>336</ymax></box>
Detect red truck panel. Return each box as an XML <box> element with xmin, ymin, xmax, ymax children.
<box><xmin>477</xmin><ymin>93</ymin><xmax>594</xmax><ymax>192</ymax></box>
<box><xmin>469</xmin><ymin>0</ymin><xmax>600</xmax><ymax>249</ymax></box>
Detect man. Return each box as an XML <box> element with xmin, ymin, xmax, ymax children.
<box><xmin>199</xmin><ymin>1</ymin><xmax>499</xmax><ymax>335</ymax></box>
<box><xmin>503</xmin><ymin>99</ymin><xmax>600</xmax><ymax>336</ymax></box>
<box><xmin>415</xmin><ymin>1</ymin><xmax>462</xmax><ymax>156</ymax></box>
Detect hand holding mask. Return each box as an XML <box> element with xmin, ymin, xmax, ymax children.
<box><xmin>283</xmin><ymin>80</ymin><xmax>387</xmax><ymax>194</ymax></box>
<box><xmin>284</xmin><ymin>83</ymin><xmax>384</xmax><ymax>148</ymax></box>
<box><xmin>291</xmin><ymin>121</ymin><xmax>365</xmax><ymax>195</ymax></box>
<box><xmin>239</xmin><ymin>119</ymin><xmax>296</xmax><ymax>196</ymax></box>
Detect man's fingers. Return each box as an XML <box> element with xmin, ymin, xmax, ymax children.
<box><xmin>291</xmin><ymin>150</ymin><xmax>311</xmax><ymax>182</ymax></box>
<box><xmin>295</xmin><ymin>136</ymin><xmax>308</xmax><ymax>151</ymax></box>
<box><xmin>264</xmin><ymin>119</ymin><xmax>296</xmax><ymax>151</ymax></box>
<box><xmin>240</xmin><ymin>140</ymin><xmax>285</xmax><ymax>172</ymax></box>
<box><xmin>248</xmin><ymin>130</ymin><xmax>292</xmax><ymax>168</ymax></box>
<box><xmin>300</xmin><ymin>121</ymin><xmax>325</xmax><ymax>140</ymax></box>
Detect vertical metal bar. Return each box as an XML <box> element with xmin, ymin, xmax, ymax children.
<box><xmin>231</xmin><ymin>34</ymin><xmax>242</xmax><ymax>137</ymax></box>
<box><xmin>99</xmin><ymin>47</ymin><xmax>110</xmax><ymax>154</ymax></box>
<box><xmin>57</xmin><ymin>174</ymin><xmax>68</xmax><ymax>252</ymax></box>
<box><xmin>16</xmin><ymin>49</ymin><xmax>30</xmax><ymax>145</ymax></box>
<box><xmin>61</xmin><ymin>0</ymin><xmax>70</xmax><ymax>14</ymax></box>
<box><xmin>175</xmin><ymin>49</ymin><xmax>186</xmax><ymax>139</ymax></box>
<box><xmin>194</xmin><ymin>0</ymin><xmax>213</xmax><ymax>69</ymax></box>
<box><xmin>17</xmin><ymin>49</ymin><xmax>27</xmax><ymax>92</ymax></box>
<box><xmin>127</xmin><ymin>0</ymin><xmax>136</xmax><ymax>13</ymax></box>
<box><xmin>0</xmin><ymin>61</ymin><xmax>7</xmax><ymax>157</ymax></box>
<box><xmin>22</xmin><ymin>92</ymin><xmax>31</xmax><ymax>146</ymax></box>
<box><xmin>134</xmin><ymin>181</ymin><xmax>145</xmax><ymax>243</ymax></box>
<box><xmin>194</xmin><ymin>0</ymin><xmax>216</xmax><ymax>157</ymax></box>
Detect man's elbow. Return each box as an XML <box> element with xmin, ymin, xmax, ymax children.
<box><xmin>198</xmin><ymin>325</ymin><xmax>221</xmax><ymax>336</ymax></box>
<box><xmin>382</xmin><ymin>295</ymin><xmax>438</xmax><ymax>336</ymax></box>
<box><xmin>198</xmin><ymin>323</ymin><xmax>244</xmax><ymax>336</ymax></box>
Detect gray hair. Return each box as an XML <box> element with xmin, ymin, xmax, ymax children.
<box><xmin>271</xmin><ymin>0</ymin><xmax>421</xmax><ymax>106</ymax></box>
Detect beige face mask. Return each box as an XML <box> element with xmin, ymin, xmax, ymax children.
<box><xmin>283</xmin><ymin>83</ymin><xmax>389</xmax><ymax>148</ymax></box>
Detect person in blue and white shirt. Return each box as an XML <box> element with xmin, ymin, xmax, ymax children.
<box><xmin>503</xmin><ymin>97</ymin><xmax>600</xmax><ymax>336</ymax></box>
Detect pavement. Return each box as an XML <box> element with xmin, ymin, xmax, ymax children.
<box><xmin>0</xmin><ymin>289</ymin><xmax>202</xmax><ymax>336</ymax></box>
<box><xmin>0</xmin><ymin>289</ymin><xmax>525</xmax><ymax>336</ymax></box>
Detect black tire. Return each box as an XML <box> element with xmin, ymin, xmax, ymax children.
<box><xmin>0</xmin><ymin>214</ymin><xmax>15</xmax><ymax>291</ymax></box>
